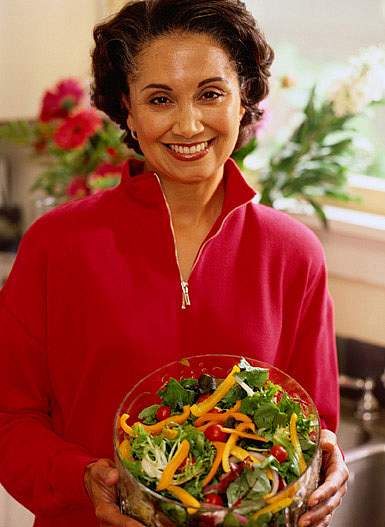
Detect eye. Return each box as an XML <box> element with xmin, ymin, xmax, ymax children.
<box><xmin>201</xmin><ymin>90</ymin><xmax>224</xmax><ymax>101</ymax></box>
<box><xmin>149</xmin><ymin>95</ymin><xmax>171</xmax><ymax>106</ymax></box>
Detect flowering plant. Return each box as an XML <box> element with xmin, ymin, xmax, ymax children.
<box><xmin>0</xmin><ymin>78</ymin><xmax>127</xmax><ymax>200</ymax></box>
<box><xmin>236</xmin><ymin>45</ymin><xmax>385</xmax><ymax>226</ymax></box>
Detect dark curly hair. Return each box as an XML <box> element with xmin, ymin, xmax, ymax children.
<box><xmin>91</xmin><ymin>0</ymin><xmax>274</xmax><ymax>154</ymax></box>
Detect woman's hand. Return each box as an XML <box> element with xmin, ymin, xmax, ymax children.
<box><xmin>298</xmin><ymin>429</ymin><xmax>349</xmax><ymax>527</ymax></box>
<box><xmin>84</xmin><ymin>458</ymin><xmax>145</xmax><ymax>527</ymax></box>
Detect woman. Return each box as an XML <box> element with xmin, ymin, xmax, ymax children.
<box><xmin>0</xmin><ymin>1</ymin><xmax>348</xmax><ymax>526</ymax></box>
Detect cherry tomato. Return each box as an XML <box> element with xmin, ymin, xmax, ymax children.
<box><xmin>156</xmin><ymin>405</ymin><xmax>171</xmax><ymax>421</ymax></box>
<box><xmin>204</xmin><ymin>493</ymin><xmax>224</xmax><ymax>506</ymax></box>
<box><xmin>204</xmin><ymin>424</ymin><xmax>228</xmax><ymax>442</ymax></box>
<box><xmin>271</xmin><ymin>444</ymin><xmax>289</xmax><ymax>463</ymax></box>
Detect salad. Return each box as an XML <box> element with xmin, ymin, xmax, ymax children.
<box><xmin>117</xmin><ymin>358</ymin><xmax>319</xmax><ymax>527</ymax></box>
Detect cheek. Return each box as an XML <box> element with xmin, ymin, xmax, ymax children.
<box><xmin>211</xmin><ymin>104</ymin><xmax>242</xmax><ymax>136</ymax></box>
<box><xmin>132</xmin><ymin>107</ymin><xmax>171</xmax><ymax>140</ymax></box>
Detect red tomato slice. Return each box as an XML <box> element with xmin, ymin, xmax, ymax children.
<box><xmin>156</xmin><ymin>405</ymin><xmax>171</xmax><ymax>421</ymax></box>
<box><xmin>271</xmin><ymin>444</ymin><xmax>289</xmax><ymax>463</ymax></box>
<box><xmin>204</xmin><ymin>424</ymin><xmax>228</xmax><ymax>442</ymax></box>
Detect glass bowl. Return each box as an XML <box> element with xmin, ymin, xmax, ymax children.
<box><xmin>114</xmin><ymin>354</ymin><xmax>321</xmax><ymax>527</ymax></box>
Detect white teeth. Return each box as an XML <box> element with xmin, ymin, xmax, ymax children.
<box><xmin>169</xmin><ymin>141</ymin><xmax>209</xmax><ymax>154</ymax></box>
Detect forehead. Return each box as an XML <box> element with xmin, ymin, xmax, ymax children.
<box><xmin>131</xmin><ymin>32</ymin><xmax>238</xmax><ymax>87</ymax></box>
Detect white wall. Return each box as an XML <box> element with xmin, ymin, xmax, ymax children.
<box><xmin>0</xmin><ymin>1</ymin><xmax>101</xmax><ymax>120</ymax></box>
<box><xmin>247</xmin><ymin>0</ymin><xmax>385</xmax><ymax>61</ymax></box>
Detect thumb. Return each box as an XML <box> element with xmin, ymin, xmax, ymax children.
<box><xmin>320</xmin><ymin>429</ymin><xmax>337</xmax><ymax>452</ymax></box>
<box><xmin>94</xmin><ymin>460</ymin><xmax>120</xmax><ymax>486</ymax></box>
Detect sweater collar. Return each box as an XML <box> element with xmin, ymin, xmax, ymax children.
<box><xmin>118</xmin><ymin>157</ymin><xmax>256</xmax><ymax>217</ymax></box>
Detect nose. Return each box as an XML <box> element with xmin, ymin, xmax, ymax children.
<box><xmin>171</xmin><ymin>103</ymin><xmax>204</xmax><ymax>138</ymax></box>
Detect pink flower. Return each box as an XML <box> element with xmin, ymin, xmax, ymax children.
<box><xmin>107</xmin><ymin>147</ymin><xmax>117</xmax><ymax>157</ymax></box>
<box><xmin>53</xmin><ymin>110</ymin><xmax>102</xmax><ymax>150</ymax></box>
<box><xmin>39</xmin><ymin>79</ymin><xmax>84</xmax><ymax>122</ymax></box>
<box><xmin>88</xmin><ymin>162</ymin><xmax>123</xmax><ymax>193</ymax></box>
<box><xmin>66</xmin><ymin>176</ymin><xmax>90</xmax><ymax>199</ymax></box>
<box><xmin>93</xmin><ymin>162</ymin><xmax>123</xmax><ymax>177</ymax></box>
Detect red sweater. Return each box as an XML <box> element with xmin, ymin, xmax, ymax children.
<box><xmin>0</xmin><ymin>158</ymin><xmax>339</xmax><ymax>526</ymax></box>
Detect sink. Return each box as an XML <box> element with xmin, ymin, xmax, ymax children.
<box><xmin>330</xmin><ymin>396</ymin><xmax>385</xmax><ymax>526</ymax></box>
<box><xmin>331</xmin><ymin>443</ymin><xmax>385</xmax><ymax>527</ymax></box>
<box><xmin>337</xmin><ymin>397</ymin><xmax>373</xmax><ymax>451</ymax></box>
<box><xmin>336</xmin><ymin>416</ymin><xmax>371</xmax><ymax>451</ymax></box>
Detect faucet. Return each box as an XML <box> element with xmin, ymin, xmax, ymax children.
<box><xmin>339</xmin><ymin>374</ymin><xmax>380</xmax><ymax>421</ymax></box>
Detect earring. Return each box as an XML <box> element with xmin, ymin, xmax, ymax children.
<box><xmin>131</xmin><ymin>129</ymin><xmax>138</xmax><ymax>141</ymax></box>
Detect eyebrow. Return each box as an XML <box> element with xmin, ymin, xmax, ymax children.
<box><xmin>141</xmin><ymin>77</ymin><xmax>227</xmax><ymax>92</ymax></box>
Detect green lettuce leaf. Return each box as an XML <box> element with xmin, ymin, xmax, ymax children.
<box><xmin>138</xmin><ymin>404</ymin><xmax>160</xmax><ymax>424</ymax></box>
<box><xmin>158</xmin><ymin>378</ymin><xmax>196</xmax><ymax>412</ymax></box>
<box><xmin>226</xmin><ymin>467</ymin><xmax>271</xmax><ymax>507</ymax></box>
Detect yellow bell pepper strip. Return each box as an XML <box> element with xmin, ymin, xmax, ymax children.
<box><xmin>222</xmin><ymin>431</ymin><xmax>239</xmax><ymax>472</ymax></box>
<box><xmin>193</xmin><ymin>401</ymin><xmax>242</xmax><ymax>427</ymax></box>
<box><xmin>157</xmin><ymin>439</ymin><xmax>190</xmax><ymax>491</ymax></box>
<box><xmin>251</xmin><ymin>497</ymin><xmax>293</xmax><ymax>519</ymax></box>
<box><xmin>219</xmin><ymin>427</ymin><xmax>268</xmax><ymax>443</ymax></box>
<box><xmin>230</xmin><ymin>445</ymin><xmax>258</xmax><ymax>462</ymax></box>
<box><xmin>179</xmin><ymin>358</ymin><xmax>190</xmax><ymax>366</ymax></box>
<box><xmin>136</xmin><ymin>405</ymin><xmax>190</xmax><ymax>435</ymax></box>
<box><xmin>265</xmin><ymin>481</ymin><xmax>298</xmax><ymax>505</ymax></box>
<box><xmin>194</xmin><ymin>411</ymin><xmax>252</xmax><ymax>428</ymax></box>
<box><xmin>230</xmin><ymin>446</ymin><xmax>273</xmax><ymax>480</ymax></box>
<box><xmin>120</xmin><ymin>414</ymin><xmax>135</xmax><ymax>437</ymax></box>
<box><xmin>190</xmin><ymin>365</ymin><xmax>241</xmax><ymax>417</ymax></box>
<box><xmin>226</xmin><ymin>400</ymin><xmax>242</xmax><ymax>413</ymax></box>
<box><xmin>289</xmin><ymin>412</ymin><xmax>307</xmax><ymax>474</ymax></box>
<box><xmin>162</xmin><ymin>427</ymin><xmax>179</xmax><ymax>440</ymax></box>
<box><xmin>202</xmin><ymin>441</ymin><xmax>226</xmax><ymax>486</ymax></box>
<box><xmin>167</xmin><ymin>484</ymin><xmax>201</xmax><ymax>514</ymax></box>
<box><xmin>118</xmin><ymin>439</ymin><xmax>132</xmax><ymax>461</ymax></box>
<box><xmin>237</xmin><ymin>421</ymin><xmax>254</xmax><ymax>432</ymax></box>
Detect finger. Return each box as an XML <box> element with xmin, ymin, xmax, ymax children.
<box><xmin>86</xmin><ymin>462</ymin><xmax>119</xmax><ymax>507</ymax></box>
<box><xmin>92</xmin><ymin>460</ymin><xmax>120</xmax><ymax>487</ymax></box>
<box><xmin>319</xmin><ymin>429</ymin><xmax>337</xmax><ymax>449</ymax></box>
<box><xmin>299</xmin><ymin>491</ymin><xmax>343</xmax><ymax>526</ymax></box>
<box><xmin>307</xmin><ymin>448</ymin><xmax>348</xmax><ymax>507</ymax></box>
<box><xmin>96</xmin><ymin>502</ymin><xmax>145</xmax><ymax>527</ymax></box>
<box><xmin>313</xmin><ymin>513</ymin><xmax>332</xmax><ymax>527</ymax></box>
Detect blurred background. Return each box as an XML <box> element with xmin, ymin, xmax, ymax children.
<box><xmin>0</xmin><ymin>1</ymin><xmax>384</xmax><ymax>526</ymax></box>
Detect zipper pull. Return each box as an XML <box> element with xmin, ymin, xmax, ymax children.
<box><xmin>181</xmin><ymin>281</ymin><xmax>191</xmax><ymax>309</ymax></box>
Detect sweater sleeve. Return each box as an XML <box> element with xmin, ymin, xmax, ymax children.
<box><xmin>288</xmin><ymin>256</ymin><xmax>340</xmax><ymax>433</ymax></box>
<box><xmin>0</xmin><ymin>222</ymin><xmax>96</xmax><ymax>516</ymax></box>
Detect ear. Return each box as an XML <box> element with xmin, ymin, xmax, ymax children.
<box><xmin>239</xmin><ymin>104</ymin><xmax>246</xmax><ymax>122</ymax></box>
<box><xmin>122</xmin><ymin>95</ymin><xmax>135</xmax><ymax>129</ymax></box>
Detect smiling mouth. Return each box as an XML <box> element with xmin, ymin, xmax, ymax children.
<box><xmin>164</xmin><ymin>138</ymin><xmax>214</xmax><ymax>154</ymax></box>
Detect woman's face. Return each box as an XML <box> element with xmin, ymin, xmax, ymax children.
<box><xmin>125</xmin><ymin>32</ymin><xmax>245</xmax><ymax>185</ymax></box>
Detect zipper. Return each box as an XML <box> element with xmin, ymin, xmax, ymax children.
<box><xmin>154</xmin><ymin>172</ymin><xmax>188</xmax><ymax>310</ymax></box>
<box><xmin>181</xmin><ymin>281</ymin><xmax>191</xmax><ymax>309</ymax></box>
<box><xmin>153</xmin><ymin>172</ymin><xmax>254</xmax><ymax>310</ymax></box>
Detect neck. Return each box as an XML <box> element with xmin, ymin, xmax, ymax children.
<box><xmin>155</xmin><ymin>173</ymin><xmax>225</xmax><ymax>230</ymax></box>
